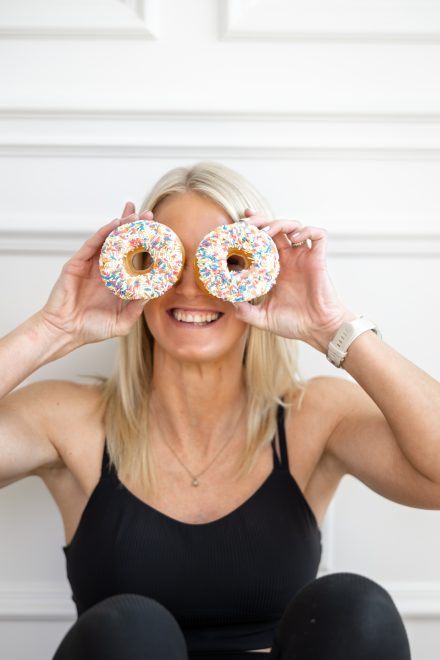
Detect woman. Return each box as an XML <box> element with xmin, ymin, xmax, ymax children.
<box><xmin>1</xmin><ymin>161</ymin><xmax>438</xmax><ymax>659</ymax></box>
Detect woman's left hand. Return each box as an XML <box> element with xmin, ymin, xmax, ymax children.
<box><xmin>232</xmin><ymin>209</ymin><xmax>357</xmax><ymax>352</ymax></box>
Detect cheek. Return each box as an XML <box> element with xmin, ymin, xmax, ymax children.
<box><xmin>142</xmin><ymin>301</ymin><xmax>162</xmax><ymax>333</ymax></box>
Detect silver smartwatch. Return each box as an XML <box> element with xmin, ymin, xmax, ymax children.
<box><xmin>326</xmin><ymin>316</ymin><xmax>382</xmax><ymax>368</ymax></box>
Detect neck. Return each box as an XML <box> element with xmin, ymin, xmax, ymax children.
<box><xmin>149</xmin><ymin>344</ymin><xmax>247</xmax><ymax>459</ymax></box>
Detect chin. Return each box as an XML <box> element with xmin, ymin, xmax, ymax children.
<box><xmin>144</xmin><ymin>311</ymin><xmax>248</xmax><ymax>362</ymax></box>
<box><xmin>155</xmin><ymin>339</ymin><xmax>241</xmax><ymax>364</ymax></box>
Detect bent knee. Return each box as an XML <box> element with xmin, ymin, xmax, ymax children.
<box><xmin>81</xmin><ymin>593</ymin><xmax>180</xmax><ymax>631</ymax></box>
<box><xmin>274</xmin><ymin>573</ymin><xmax>411</xmax><ymax>659</ymax></box>
<box><xmin>291</xmin><ymin>572</ymin><xmax>403</xmax><ymax>628</ymax></box>
<box><xmin>54</xmin><ymin>594</ymin><xmax>188</xmax><ymax>660</ymax></box>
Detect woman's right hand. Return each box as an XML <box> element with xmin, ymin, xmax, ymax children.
<box><xmin>40</xmin><ymin>202</ymin><xmax>154</xmax><ymax>346</ymax></box>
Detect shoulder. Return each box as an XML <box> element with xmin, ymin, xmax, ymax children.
<box><xmin>283</xmin><ymin>374</ymin><xmax>374</xmax><ymax>458</ymax></box>
<box><xmin>281</xmin><ymin>377</ymin><xmax>360</xmax><ymax>505</ymax></box>
<box><xmin>284</xmin><ymin>375</ymin><xmax>356</xmax><ymax>419</ymax></box>
<box><xmin>15</xmin><ymin>379</ymin><xmax>106</xmax><ymax>453</ymax></box>
<box><xmin>44</xmin><ymin>379</ymin><xmax>106</xmax><ymax>440</ymax></box>
<box><xmin>23</xmin><ymin>377</ymin><xmax>103</xmax><ymax>417</ymax></box>
<box><xmin>301</xmin><ymin>375</ymin><xmax>370</xmax><ymax>421</ymax></box>
<box><xmin>282</xmin><ymin>376</ymin><xmax>360</xmax><ymax>463</ymax></box>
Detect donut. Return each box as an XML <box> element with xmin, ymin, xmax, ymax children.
<box><xmin>194</xmin><ymin>222</ymin><xmax>280</xmax><ymax>302</ymax></box>
<box><xmin>99</xmin><ymin>220</ymin><xmax>185</xmax><ymax>300</ymax></box>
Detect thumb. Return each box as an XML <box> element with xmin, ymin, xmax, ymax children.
<box><xmin>118</xmin><ymin>298</ymin><xmax>147</xmax><ymax>331</ymax></box>
<box><xmin>232</xmin><ymin>300</ymin><xmax>267</xmax><ymax>330</ymax></box>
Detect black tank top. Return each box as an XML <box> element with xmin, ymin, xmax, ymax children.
<box><xmin>63</xmin><ymin>404</ymin><xmax>322</xmax><ymax>655</ymax></box>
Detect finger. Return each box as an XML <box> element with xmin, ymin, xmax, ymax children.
<box><xmin>117</xmin><ymin>211</ymin><xmax>140</xmax><ymax>229</ymax></box>
<box><xmin>290</xmin><ymin>238</ymin><xmax>308</xmax><ymax>248</ymax></box>
<box><xmin>139</xmin><ymin>209</ymin><xmax>154</xmax><ymax>219</ymax></box>
<box><xmin>260</xmin><ymin>220</ymin><xmax>303</xmax><ymax>252</ymax></box>
<box><xmin>118</xmin><ymin>210</ymin><xmax>152</xmax><ymax>229</ymax></box>
<box><xmin>266</xmin><ymin>229</ymin><xmax>292</xmax><ymax>252</ymax></box>
<box><xmin>289</xmin><ymin>226</ymin><xmax>328</xmax><ymax>255</ymax></box>
<box><xmin>231</xmin><ymin>300</ymin><xmax>267</xmax><ymax>330</ymax></box>
<box><xmin>243</xmin><ymin>215</ymin><xmax>303</xmax><ymax>230</ymax></box>
<box><xmin>242</xmin><ymin>216</ymin><xmax>303</xmax><ymax>252</ymax></box>
<box><xmin>118</xmin><ymin>298</ymin><xmax>147</xmax><ymax>332</ymax></box>
<box><xmin>245</xmin><ymin>217</ymin><xmax>302</xmax><ymax>239</ymax></box>
<box><xmin>122</xmin><ymin>201</ymin><xmax>136</xmax><ymax>218</ymax></box>
<box><xmin>242</xmin><ymin>214</ymin><xmax>272</xmax><ymax>227</ymax></box>
<box><xmin>74</xmin><ymin>213</ymin><xmax>139</xmax><ymax>262</ymax></box>
<box><xmin>260</xmin><ymin>219</ymin><xmax>303</xmax><ymax>237</ymax></box>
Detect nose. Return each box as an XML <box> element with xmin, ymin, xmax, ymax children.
<box><xmin>174</xmin><ymin>255</ymin><xmax>205</xmax><ymax>296</ymax></box>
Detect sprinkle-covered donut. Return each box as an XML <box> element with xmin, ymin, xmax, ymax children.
<box><xmin>194</xmin><ymin>222</ymin><xmax>280</xmax><ymax>302</ymax></box>
<box><xmin>99</xmin><ymin>220</ymin><xmax>185</xmax><ymax>300</ymax></box>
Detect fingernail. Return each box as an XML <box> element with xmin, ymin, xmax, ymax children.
<box><xmin>292</xmin><ymin>232</ymin><xmax>301</xmax><ymax>238</ymax></box>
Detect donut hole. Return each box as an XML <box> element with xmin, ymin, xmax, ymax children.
<box><xmin>227</xmin><ymin>250</ymin><xmax>252</xmax><ymax>273</ymax></box>
<box><xmin>124</xmin><ymin>248</ymin><xmax>153</xmax><ymax>276</ymax></box>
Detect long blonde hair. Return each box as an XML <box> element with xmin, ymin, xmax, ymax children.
<box><xmin>95</xmin><ymin>161</ymin><xmax>306</xmax><ymax>495</ymax></box>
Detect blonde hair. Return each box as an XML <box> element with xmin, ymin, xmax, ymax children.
<box><xmin>95</xmin><ymin>161</ymin><xmax>306</xmax><ymax>495</ymax></box>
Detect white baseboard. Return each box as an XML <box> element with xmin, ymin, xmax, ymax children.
<box><xmin>0</xmin><ymin>579</ymin><xmax>439</xmax><ymax>622</ymax></box>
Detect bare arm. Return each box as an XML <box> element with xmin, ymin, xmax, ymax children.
<box><xmin>0</xmin><ymin>202</ymin><xmax>153</xmax><ymax>487</ymax></box>
<box><xmin>322</xmin><ymin>334</ymin><xmax>440</xmax><ymax>508</ymax></box>
<box><xmin>0</xmin><ymin>310</ymin><xmax>76</xmax><ymax>400</ymax></box>
<box><xmin>0</xmin><ymin>313</ymin><xmax>78</xmax><ymax>487</ymax></box>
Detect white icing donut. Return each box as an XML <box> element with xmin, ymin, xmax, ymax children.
<box><xmin>99</xmin><ymin>220</ymin><xmax>185</xmax><ymax>300</ymax></box>
<box><xmin>194</xmin><ymin>222</ymin><xmax>280</xmax><ymax>302</ymax></box>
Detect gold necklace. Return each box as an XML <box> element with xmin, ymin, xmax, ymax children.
<box><xmin>151</xmin><ymin>405</ymin><xmax>246</xmax><ymax>487</ymax></box>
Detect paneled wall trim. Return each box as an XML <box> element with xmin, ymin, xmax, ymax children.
<box><xmin>1</xmin><ymin>3</ymin><xmax>440</xmax><ymax>656</ymax></box>
<box><xmin>2</xmin><ymin>0</ymin><xmax>440</xmax><ymax>43</ymax></box>
<box><xmin>1</xmin><ymin>110</ymin><xmax>440</xmax><ymax>155</ymax></box>
<box><xmin>0</xmin><ymin>580</ymin><xmax>439</xmax><ymax>621</ymax></box>
<box><xmin>220</xmin><ymin>0</ymin><xmax>440</xmax><ymax>42</ymax></box>
<box><xmin>0</xmin><ymin>0</ymin><xmax>159</xmax><ymax>39</ymax></box>
<box><xmin>1</xmin><ymin>231</ymin><xmax>439</xmax><ymax>258</ymax></box>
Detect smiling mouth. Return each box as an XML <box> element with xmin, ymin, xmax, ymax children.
<box><xmin>167</xmin><ymin>308</ymin><xmax>224</xmax><ymax>327</ymax></box>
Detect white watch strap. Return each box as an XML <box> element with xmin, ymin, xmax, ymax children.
<box><xmin>327</xmin><ymin>316</ymin><xmax>381</xmax><ymax>368</ymax></box>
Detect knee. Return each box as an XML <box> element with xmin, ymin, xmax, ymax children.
<box><xmin>82</xmin><ymin>593</ymin><xmax>186</xmax><ymax>643</ymax></box>
<box><xmin>274</xmin><ymin>573</ymin><xmax>411</xmax><ymax>660</ymax></box>
<box><xmin>54</xmin><ymin>593</ymin><xmax>188</xmax><ymax>660</ymax></box>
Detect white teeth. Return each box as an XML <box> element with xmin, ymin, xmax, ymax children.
<box><xmin>172</xmin><ymin>309</ymin><xmax>220</xmax><ymax>324</ymax></box>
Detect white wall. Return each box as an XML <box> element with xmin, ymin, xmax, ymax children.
<box><xmin>1</xmin><ymin>1</ymin><xmax>440</xmax><ymax>658</ymax></box>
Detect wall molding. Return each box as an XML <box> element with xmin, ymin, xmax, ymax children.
<box><xmin>3</xmin><ymin>145</ymin><xmax>440</xmax><ymax>160</ymax></box>
<box><xmin>389</xmin><ymin>582</ymin><xmax>440</xmax><ymax>619</ymax></box>
<box><xmin>0</xmin><ymin>0</ymin><xmax>158</xmax><ymax>40</ymax></box>
<box><xmin>0</xmin><ymin>579</ymin><xmax>439</xmax><ymax>621</ymax></box>
<box><xmin>220</xmin><ymin>0</ymin><xmax>440</xmax><ymax>44</ymax></box>
<box><xmin>0</xmin><ymin>230</ymin><xmax>439</xmax><ymax>257</ymax></box>
<box><xmin>2</xmin><ymin>109</ymin><xmax>440</xmax><ymax>121</ymax></box>
<box><xmin>1</xmin><ymin>109</ymin><xmax>440</xmax><ymax>158</ymax></box>
<box><xmin>0</xmin><ymin>582</ymin><xmax>75</xmax><ymax>622</ymax></box>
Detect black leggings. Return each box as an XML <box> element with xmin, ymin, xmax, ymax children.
<box><xmin>53</xmin><ymin>572</ymin><xmax>411</xmax><ymax>660</ymax></box>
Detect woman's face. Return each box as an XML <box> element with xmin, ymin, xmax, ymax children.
<box><xmin>142</xmin><ymin>191</ymin><xmax>249</xmax><ymax>363</ymax></box>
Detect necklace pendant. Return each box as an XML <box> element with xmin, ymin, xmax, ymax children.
<box><xmin>192</xmin><ymin>478</ymin><xmax>199</xmax><ymax>487</ymax></box>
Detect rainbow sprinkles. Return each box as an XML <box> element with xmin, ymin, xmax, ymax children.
<box><xmin>195</xmin><ymin>222</ymin><xmax>280</xmax><ymax>302</ymax></box>
<box><xmin>99</xmin><ymin>220</ymin><xmax>184</xmax><ymax>300</ymax></box>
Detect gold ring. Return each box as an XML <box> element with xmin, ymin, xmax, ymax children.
<box><xmin>291</xmin><ymin>240</ymin><xmax>307</xmax><ymax>247</ymax></box>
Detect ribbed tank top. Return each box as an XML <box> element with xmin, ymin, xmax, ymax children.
<box><xmin>63</xmin><ymin>404</ymin><xmax>322</xmax><ymax>656</ymax></box>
